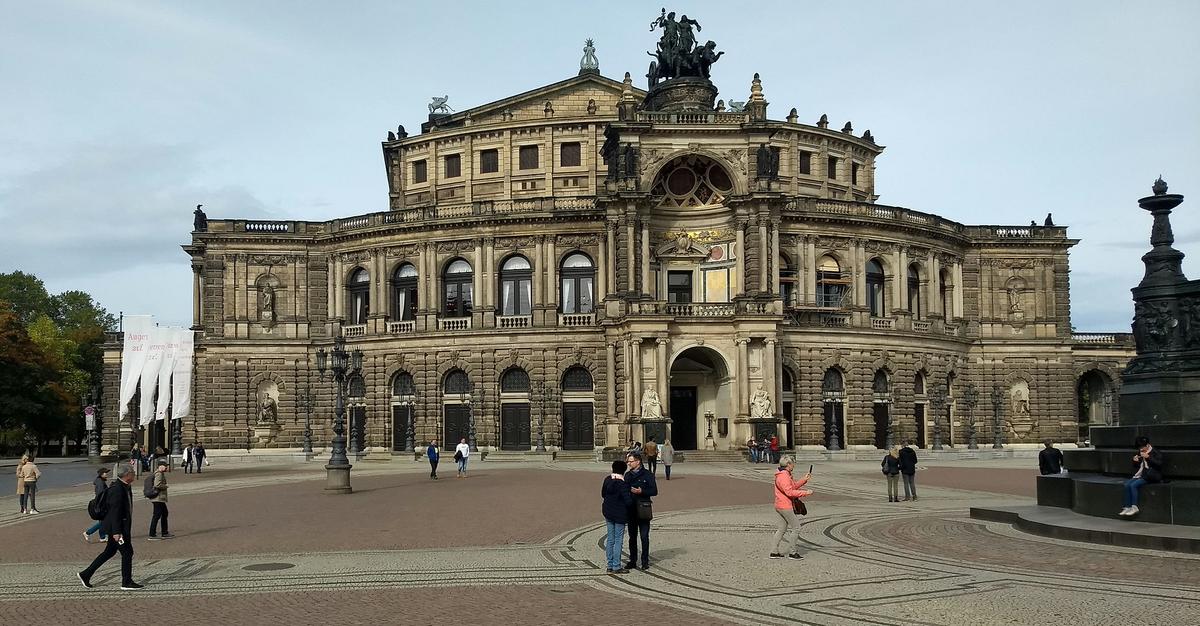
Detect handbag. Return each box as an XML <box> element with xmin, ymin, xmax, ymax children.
<box><xmin>777</xmin><ymin>480</ymin><xmax>807</xmax><ymax>516</ymax></box>
<box><xmin>635</xmin><ymin>499</ymin><xmax>653</xmax><ymax>521</ymax></box>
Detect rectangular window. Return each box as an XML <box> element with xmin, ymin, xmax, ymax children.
<box><xmin>667</xmin><ymin>271</ymin><xmax>693</xmax><ymax>304</ymax></box>
<box><xmin>560</xmin><ymin>142</ymin><xmax>581</xmax><ymax>167</ymax></box>
<box><xmin>479</xmin><ymin>149</ymin><xmax>499</xmax><ymax>174</ymax></box>
<box><xmin>827</xmin><ymin>156</ymin><xmax>838</xmax><ymax>180</ymax></box>
<box><xmin>412</xmin><ymin>159</ymin><xmax>427</xmax><ymax>183</ymax></box>
<box><xmin>798</xmin><ymin>151</ymin><xmax>812</xmax><ymax>175</ymax></box>
<box><xmin>444</xmin><ymin>154</ymin><xmax>461</xmax><ymax>179</ymax></box>
<box><xmin>519</xmin><ymin>145</ymin><xmax>539</xmax><ymax>170</ymax></box>
<box><xmin>851</xmin><ymin>163</ymin><xmax>860</xmax><ymax>186</ymax></box>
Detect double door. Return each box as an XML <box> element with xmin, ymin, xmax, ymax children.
<box><xmin>444</xmin><ymin>404</ymin><xmax>470</xmax><ymax>448</ymax></box>
<box><xmin>391</xmin><ymin>405</ymin><xmax>412</xmax><ymax>452</ymax></box>
<box><xmin>501</xmin><ymin>403</ymin><xmax>531</xmax><ymax>450</ymax></box>
<box><xmin>561</xmin><ymin>402</ymin><xmax>593</xmax><ymax>450</ymax></box>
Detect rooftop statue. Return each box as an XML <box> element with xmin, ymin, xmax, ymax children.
<box><xmin>646</xmin><ymin>8</ymin><xmax>723</xmax><ymax>88</ymax></box>
<box><xmin>428</xmin><ymin>96</ymin><xmax>453</xmax><ymax>115</ymax></box>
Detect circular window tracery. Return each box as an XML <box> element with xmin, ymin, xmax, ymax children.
<box><xmin>651</xmin><ymin>155</ymin><xmax>732</xmax><ymax>209</ymax></box>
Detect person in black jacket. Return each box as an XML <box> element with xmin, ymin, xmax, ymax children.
<box><xmin>1119</xmin><ymin>436</ymin><xmax>1166</xmax><ymax>518</ymax></box>
<box><xmin>624</xmin><ymin>451</ymin><xmax>659</xmax><ymax>571</ymax></box>
<box><xmin>898</xmin><ymin>441</ymin><xmax>919</xmax><ymax>501</ymax></box>
<box><xmin>882</xmin><ymin>447</ymin><xmax>901</xmax><ymax>502</ymax></box>
<box><xmin>1039</xmin><ymin>441</ymin><xmax>1065</xmax><ymax>475</ymax></box>
<box><xmin>82</xmin><ymin>467</ymin><xmax>110</xmax><ymax>542</ymax></box>
<box><xmin>601</xmin><ymin>460</ymin><xmax>633</xmax><ymax>574</ymax></box>
<box><xmin>78</xmin><ymin>465</ymin><xmax>143</xmax><ymax>590</ymax></box>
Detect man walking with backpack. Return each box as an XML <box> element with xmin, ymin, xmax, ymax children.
<box><xmin>147</xmin><ymin>459</ymin><xmax>173</xmax><ymax>539</ymax></box>
<box><xmin>83</xmin><ymin>468</ymin><xmax>110</xmax><ymax>543</ymax></box>
<box><xmin>78</xmin><ymin>465</ymin><xmax>143</xmax><ymax>590</ymax></box>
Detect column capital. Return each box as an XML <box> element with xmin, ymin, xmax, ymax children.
<box><xmin>734</xmin><ymin>337</ymin><xmax>750</xmax><ymax>346</ymax></box>
<box><xmin>765</xmin><ymin>337</ymin><xmax>777</xmax><ymax>346</ymax></box>
<box><xmin>655</xmin><ymin>337</ymin><xmax>670</xmax><ymax>346</ymax></box>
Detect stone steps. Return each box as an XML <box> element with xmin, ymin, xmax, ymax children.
<box><xmin>676</xmin><ymin>451</ymin><xmax>747</xmax><ymax>463</ymax></box>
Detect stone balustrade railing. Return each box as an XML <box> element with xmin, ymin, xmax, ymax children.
<box><xmin>342</xmin><ymin>324</ymin><xmax>367</xmax><ymax>338</ymax></box>
<box><xmin>497</xmin><ymin>315</ymin><xmax>531</xmax><ymax>329</ymax></box>
<box><xmin>437</xmin><ymin>317</ymin><xmax>471</xmax><ymax>331</ymax></box>
<box><xmin>386</xmin><ymin>321</ymin><xmax>415</xmax><ymax>334</ymax></box>
<box><xmin>558</xmin><ymin>313</ymin><xmax>596</xmax><ymax>327</ymax></box>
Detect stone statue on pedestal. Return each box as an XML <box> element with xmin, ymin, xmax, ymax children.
<box><xmin>750</xmin><ymin>387</ymin><xmax>773</xmax><ymax>418</ymax></box>
<box><xmin>641</xmin><ymin>389</ymin><xmax>663</xmax><ymax>419</ymax></box>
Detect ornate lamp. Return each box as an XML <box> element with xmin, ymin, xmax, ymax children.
<box><xmin>962</xmin><ymin>383</ymin><xmax>979</xmax><ymax>450</ymax></box>
<box><xmin>929</xmin><ymin>384</ymin><xmax>947</xmax><ymax>451</ymax></box>
<box><xmin>315</xmin><ymin>333</ymin><xmax>361</xmax><ymax>493</ymax></box>
<box><xmin>990</xmin><ymin>387</ymin><xmax>1005</xmax><ymax>449</ymax></box>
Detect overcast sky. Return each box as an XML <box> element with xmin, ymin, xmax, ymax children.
<box><xmin>1</xmin><ymin>0</ymin><xmax>1197</xmax><ymax>331</ymax></box>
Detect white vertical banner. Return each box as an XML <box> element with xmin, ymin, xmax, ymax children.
<box><xmin>154</xmin><ymin>328</ymin><xmax>182</xmax><ymax>422</ymax></box>
<box><xmin>118</xmin><ymin>315</ymin><xmax>154</xmax><ymax>421</ymax></box>
<box><xmin>138</xmin><ymin>326</ymin><xmax>169</xmax><ymax>427</ymax></box>
<box><xmin>171</xmin><ymin>330</ymin><xmax>194</xmax><ymax>421</ymax></box>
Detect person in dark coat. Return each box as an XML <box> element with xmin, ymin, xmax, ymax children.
<box><xmin>601</xmin><ymin>460</ymin><xmax>633</xmax><ymax>574</ymax></box>
<box><xmin>426</xmin><ymin>440</ymin><xmax>440</xmax><ymax>479</ymax></box>
<box><xmin>1119</xmin><ymin>436</ymin><xmax>1166</xmax><ymax>518</ymax></box>
<box><xmin>83</xmin><ymin>467</ymin><xmax>110</xmax><ymax>542</ymax></box>
<box><xmin>898</xmin><ymin>441</ymin><xmax>919</xmax><ymax>501</ymax></box>
<box><xmin>1039</xmin><ymin>441</ymin><xmax>1065</xmax><ymax>475</ymax></box>
<box><xmin>192</xmin><ymin>442</ymin><xmax>207</xmax><ymax>473</ymax></box>
<box><xmin>882</xmin><ymin>447</ymin><xmax>901</xmax><ymax>502</ymax></box>
<box><xmin>624</xmin><ymin>451</ymin><xmax>659</xmax><ymax>571</ymax></box>
<box><xmin>78</xmin><ymin>465</ymin><xmax>143</xmax><ymax>590</ymax></box>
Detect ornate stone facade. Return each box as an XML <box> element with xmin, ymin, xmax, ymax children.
<box><xmin>99</xmin><ymin>49</ymin><xmax>1135</xmax><ymax>456</ymax></box>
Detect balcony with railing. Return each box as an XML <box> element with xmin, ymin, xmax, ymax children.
<box><xmin>386</xmin><ymin>320</ymin><xmax>415</xmax><ymax>334</ymax></box>
<box><xmin>662</xmin><ymin>302</ymin><xmax>736</xmax><ymax>317</ymax></box>
<box><xmin>870</xmin><ymin>317</ymin><xmax>895</xmax><ymax>330</ymax></box>
<box><xmin>437</xmin><ymin>317</ymin><xmax>472</xmax><ymax>331</ymax></box>
<box><xmin>912</xmin><ymin>320</ymin><xmax>932</xmax><ymax>333</ymax></box>
<box><xmin>497</xmin><ymin>315</ymin><xmax>531</xmax><ymax>329</ymax></box>
<box><xmin>1072</xmin><ymin>332</ymin><xmax>1135</xmax><ymax>348</ymax></box>
<box><xmin>559</xmin><ymin>313</ymin><xmax>596</xmax><ymax>327</ymax></box>
<box><xmin>343</xmin><ymin>324</ymin><xmax>367</xmax><ymax>338</ymax></box>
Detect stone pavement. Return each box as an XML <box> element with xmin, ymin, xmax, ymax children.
<box><xmin>2</xmin><ymin>458</ymin><xmax>1198</xmax><ymax>625</ymax></box>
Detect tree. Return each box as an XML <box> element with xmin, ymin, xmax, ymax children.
<box><xmin>0</xmin><ymin>307</ymin><xmax>67</xmax><ymax>442</ymax></box>
<box><xmin>0</xmin><ymin>272</ymin><xmax>52</xmax><ymax>326</ymax></box>
<box><xmin>51</xmin><ymin>290</ymin><xmax>117</xmax><ymax>332</ymax></box>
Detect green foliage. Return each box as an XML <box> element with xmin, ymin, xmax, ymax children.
<box><xmin>0</xmin><ymin>272</ymin><xmax>116</xmax><ymax>446</ymax></box>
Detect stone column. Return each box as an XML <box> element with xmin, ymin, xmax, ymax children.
<box><xmin>656</xmin><ymin>337</ymin><xmax>669</xmax><ymax>418</ymax></box>
<box><xmin>758</xmin><ymin>217</ymin><xmax>769</xmax><ymax>292</ymax></box>
<box><xmin>473</xmin><ymin>241</ymin><xmax>483</xmax><ymax>326</ymax></box>
<box><xmin>804</xmin><ymin>236</ymin><xmax>816</xmax><ymax>305</ymax></box>
<box><xmin>597</xmin><ymin>228</ymin><xmax>609</xmax><ymax>302</ymax></box>
<box><xmin>331</xmin><ymin>256</ymin><xmax>342</xmax><ymax>321</ymax></box>
<box><xmin>640</xmin><ymin>221</ymin><xmax>651</xmax><ymax>296</ymax></box>
<box><xmin>892</xmin><ymin>247</ymin><xmax>905</xmax><ymax>311</ymax></box>
<box><xmin>735</xmin><ymin>221</ymin><xmax>747</xmax><ymax>297</ymax></box>
<box><xmin>546</xmin><ymin>236</ymin><xmax>557</xmax><ymax>315</ymax></box>
<box><xmin>736</xmin><ymin>337</ymin><xmax>750</xmax><ymax>417</ymax></box>
<box><xmin>852</xmin><ymin>240</ymin><xmax>866</xmax><ymax>307</ymax></box>
<box><xmin>771</xmin><ymin>225</ymin><xmax>781</xmax><ymax>295</ymax></box>
<box><xmin>623</xmin><ymin>337</ymin><xmax>634</xmax><ymax>417</ymax></box>
<box><xmin>532</xmin><ymin>236</ymin><xmax>544</xmax><ymax>313</ymax></box>
<box><xmin>626</xmin><ymin>219</ymin><xmax>636</xmax><ymax>292</ymax></box>
<box><xmin>793</xmin><ymin>236</ymin><xmax>805</xmax><ymax>307</ymax></box>
<box><xmin>762</xmin><ymin>338</ymin><xmax>777</xmax><ymax>418</ymax></box>
<box><xmin>927</xmin><ymin>251</ymin><xmax>940</xmax><ymax>317</ymax></box>
<box><xmin>191</xmin><ymin>262</ymin><xmax>203</xmax><ymax>329</ymax></box>
<box><xmin>953</xmin><ymin>261</ymin><xmax>964</xmax><ymax>319</ymax></box>
<box><xmin>631</xmin><ymin>337</ymin><xmax>642</xmax><ymax>414</ymax></box>
<box><xmin>898</xmin><ymin>247</ymin><xmax>909</xmax><ymax>312</ymax></box>
<box><xmin>606</xmin><ymin>342</ymin><xmax>617</xmax><ymax>421</ymax></box>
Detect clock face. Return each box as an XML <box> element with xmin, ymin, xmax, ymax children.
<box><xmin>710</xmin><ymin>245</ymin><xmax>724</xmax><ymax>261</ymax></box>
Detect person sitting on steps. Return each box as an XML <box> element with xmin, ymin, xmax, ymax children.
<box><xmin>1119</xmin><ymin>436</ymin><xmax>1165</xmax><ymax>518</ymax></box>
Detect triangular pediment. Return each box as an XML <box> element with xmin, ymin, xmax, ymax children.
<box><xmin>420</xmin><ymin>74</ymin><xmax>645</xmax><ymax>132</ymax></box>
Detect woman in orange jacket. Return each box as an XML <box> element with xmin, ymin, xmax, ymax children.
<box><xmin>771</xmin><ymin>455</ymin><xmax>812</xmax><ymax>559</ymax></box>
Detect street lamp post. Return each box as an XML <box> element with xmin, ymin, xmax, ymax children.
<box><xmin>84</xmin><ymin>388</ymin><xmax>100</xmax><ymax>459</ymax></box>
<box><xmin>990</xmin><ymin>387</ymin><xmax>1005</xmax><ymax>449</ymax></box>
<box><xmin>316</xmin><ymin>333</ymin><xmax>362</xmax><ymax>494</ymax></box>
<box><xmin>532</xmin><ymin>380</ymin><xmax>555</xmax><ymax>452</ymax></box>
<box><xmin>471</xmin><ymin>386</ymin><xmax>480</xmax><ymax>452</ymax></box>
<box><xmin>929</xmin><ymin>384</ymin><xmax>947</xmax><ymax>451</ymax></box>
<box><xmin>402</xmin><ymin>391</ymin><xmax>417</xmax><ymax>453</ymax></box>
<box><xmin>297</xmin><ymin>385</ymin><xmax>316</xmax><ymax>454</ymax></box>
<box><xmin>962</xmin><ymin>383</ymin><xmax>979</xmax><ymax>450</ymax></box>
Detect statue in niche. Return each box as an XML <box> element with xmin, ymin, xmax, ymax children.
<box><xmin>641</xmin><ymin>389</ymin><xmax>663</xmax><ymax>419</ymax></box>
<box><xmin>260</xmin><ymin>284</ymin><xmax>277</xmax><ymax>329</ymax></box>
<box><xmin>750</xmin><ymin>386</ymin><xmax>773</xmax><ymax>418</ymax></box>
<box><xmin>258</xmin><ymin>393</ymin><xmax>278</xmax><ymax>425</ymax></box>
<box><xmin>1011</xmin><ymin>386</ymin><xmax>1030</xmax><ymax>416</ymax></box>
<box><xmin>1007</xmin><ymin>286</ymin><xmax>1022</xmax><ymax>313</ymax></box>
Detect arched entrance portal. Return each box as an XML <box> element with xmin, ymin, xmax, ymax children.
<box><xmin>667</xmin><ymin>346</ymin><xmax>732</xmax><ymax>451</ymax></box>
<box><xmin>1076</xmin><ymin>370</ymin><xmax>1114</xmax><ymax>443</ymax></box>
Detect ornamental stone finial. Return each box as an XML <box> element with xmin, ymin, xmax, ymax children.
<box><xmin>842</xmin><ymin>121</ymin><xmax>854</xmax><ymax>134</ymax></box>
<box><xmin>749</xmin><ymin>72</ymin><xmax>764</xmax><ymax>102</ymax></box>
<box><xmin>579</xmin><ymin>38</ymin><xmax>600</xmax><ymax>75</ymax></box>
<box><xmin>787</xmin><ymin>107</ymin><xmax>798</xmax><ymax>123</ymax></box>
<box><xmin>1153</xmin><ymin>176</ymin><xmax>1168</xmax><ymax>196</ymax></box>
<box><xmin>817</xmin><ymin>113</ymin><xmax>829</xmax><ymax>129</ymax></box>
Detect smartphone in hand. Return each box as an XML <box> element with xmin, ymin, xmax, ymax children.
<box><xmin>808</xmin><ymin>464</ymin><xmax>813</xmax><ymax>474</ymax></box>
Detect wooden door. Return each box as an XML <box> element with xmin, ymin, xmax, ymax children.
<box><xmin>501</xmin><ymin>403</ymin><xmax>531</xmax><ymax>450</ymax></box>
<box><xmin>561</xmin><ymin>403</ymin><xmax>593</xmax><ymax>450</ymax></box>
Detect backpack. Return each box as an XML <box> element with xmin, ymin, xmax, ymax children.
<box><xmin>143</xmin><ymin>475</ymin><xmax>159</xmax><ymax>499</ymax></box>
<box><xmin>87</xmin><ymin>485</ymin><xmax>110</xmax><ymax>521</ymax></box>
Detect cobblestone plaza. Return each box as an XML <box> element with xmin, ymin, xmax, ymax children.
<box><xmin>3</xmin><ymin>458</ymin><xmax>1198</xmax><ymax>625</ymax></box>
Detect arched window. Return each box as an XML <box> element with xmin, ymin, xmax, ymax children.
<box><xmin>562</xmin><ymin>366</ymin><xmax>594</xmax><ymax>392</ymax></box>
<box><xmin>348</xmin><ymin>374</ymin><xmax>366</xmax><ymax>399</ymax></box>
<box><xmin>392</xmin><ymin>372</ymin><xmax>415</xmax><ymax>397</ymax></box>
<box><xmin>391</xmin><ymin>263</ymin><xmax>418</xmax><ymax>321</ymax></box>
<box><xmin>443</xmin><ymin>259</ymin><xmax>473</xmax><ymax>318</ymax></box>
<box><xmin>499</xmin><ymin>255</ymin><xmax>532</xmax><ymax>317</ymax></box>
<box><xmin>907</xmin><ymin>264</ymin><xmax>923</xmax><ymax>319</ymax></box>
<box><xmin>873</xmin><ymin>370</ymin><xmax>890</xmax><ymax>395</ymax></box>
<box><xmin>782</xmin><ymin>368</ymin><xmax>794</xmax><ymax>392</ymax></box>
<box><xmin>443</xmin><ymin>369</ymin><xmax>470</xmax><ymax>395</ymax></box>
<box><xmin>914</xmin><ymin>372</ymin><xmax>926</xmax><ymax>396</ymax></box>
<box><xmin>866</xmin><ymin>258</ymin><xmax>886</xmax><ymax>317</ymax></box>
<box><xmin>650</xmin><ymin>155</ymin><xmax>734</xmax><ymax>209</ymax></box>
<box><xmin>500</xmin><ymin>367</ymin><xmax>530</xmax><ymax>393</ymax></box>
<box><xmin>347</xmin><ymin>268</ymin><xmax>370</xmax><ymax>325</ymax></box>
<box><xmin>780</xmin><ymin>253</ymin><xmax>797</xmax><ymax>306</ymax></box>
<box><xmin>822</xmin><ymin>368</ymin><xmax>845</xmax><ymax>397</ymax></box>
<box><xmin>817</xmin><ymin>256</ymin><xmax>847</xmax><ymax>308</ymax></box>
<box><xmin>940</xmin><ymin>269</ymin><xmax>952</xmax><ymax>319</ymax></box>
<box><xmin>560</xmin><ymin>253</ymin><xmax>595</xmax><ymax>314</ymax></box>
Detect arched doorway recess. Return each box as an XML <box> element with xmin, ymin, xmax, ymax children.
<box><xmin>667</xmin><ymin>346</ymin><xmax>732</xmax><ymax>451</ymax></box>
